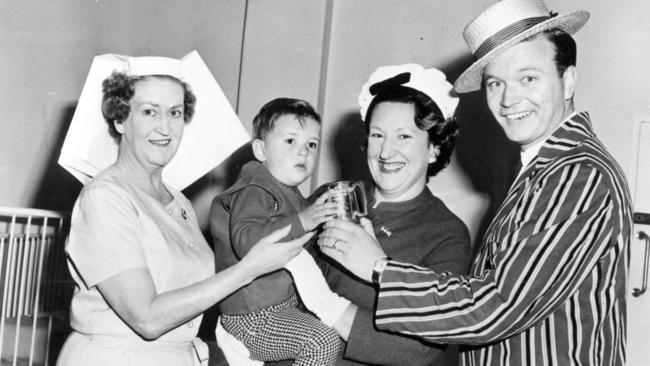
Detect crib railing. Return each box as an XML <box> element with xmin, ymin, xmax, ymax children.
<box><xmin>0</xmin><ymin>207</ymin><xmax>73</xmax><ymax>366</ymax></box>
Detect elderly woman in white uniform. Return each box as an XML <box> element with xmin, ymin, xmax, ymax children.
<box><xmin>56</xmin><ymin>53</ymin><xmax>310</xmax><ymax>366</ymax></box>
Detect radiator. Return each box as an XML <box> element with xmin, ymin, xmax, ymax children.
<box><xmin>0</xmin><ymin>207</ymin><xmax>72</xmax><ymax>366</ymax></box>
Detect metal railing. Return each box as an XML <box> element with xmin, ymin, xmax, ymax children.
<box><xmin>0</xmin><ymin>207</ymin><xmax>73</xmax><ymax>366</ymax></box>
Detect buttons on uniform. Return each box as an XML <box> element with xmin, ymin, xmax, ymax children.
<box><xmin>187</xmin><ymin>321</ymin><xmax>194</xmax><ymax>328</ymax></box>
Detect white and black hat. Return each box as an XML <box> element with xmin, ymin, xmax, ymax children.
<box><xmin>358</xmin><ymin>64</ymin><xmax>459</xmax><ymax>121</ymax></box>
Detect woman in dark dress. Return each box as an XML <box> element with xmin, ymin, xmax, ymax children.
<box><xmin>319</xmin><ymin>64</ymin><xmax>472</xmax><ymax>366</ymax></box>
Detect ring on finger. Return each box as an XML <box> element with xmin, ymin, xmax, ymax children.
<box><xmin>333</xmin><ymin>240</ymin><xmax>345</xmax><ymax>252</ymax></box>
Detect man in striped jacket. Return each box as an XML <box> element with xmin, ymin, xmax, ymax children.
<box><xmin>318</xmin><ymin>0</ymin><xmax>633</xmax><ymax>365</ymax></box>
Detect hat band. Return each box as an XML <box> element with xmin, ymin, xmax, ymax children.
<box><xmin>473</xmin><ymin>15</ymin><xmax>551</xmax><ymax>60</ymax></box>
<box><xmin>369</xmin><ymin>72</ymin><xmax>411</xmax><ymax>96</ymax></box>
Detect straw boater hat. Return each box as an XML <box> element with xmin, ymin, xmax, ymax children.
<box><xmin>454</xmin><ymin>0</ymin><xmax>589</xmax><ymax>93</ymax></box>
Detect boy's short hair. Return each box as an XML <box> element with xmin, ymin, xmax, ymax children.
<box><xmin>252</xmin><ymin>98</ymin><xmax>321</xmax><ymax>140</ymax></box>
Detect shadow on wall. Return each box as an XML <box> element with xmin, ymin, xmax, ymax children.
<box><xmin>441</xmin><ymin>54</ymin><xmax>520</xmax><ymax>242</ymax></box>
<box><xmin>30</xmin><ymin>103</ymin><xmax>83</xmax><ymax>212</ymax></box>
<box><xmin>185</xmin><ymin>141</ymin><xmax>256</xmax><ymax>198</ymax></box>
<box><xmin>183</xmin><ymin>142</ymin><xmax>256</xmax><ymax>207</ymax></box>
<box><xmin>444</xmin><ymin>56</ymin><xmax>520</xmax><ymax>249</ymax></box>
<box><xmin>332</xmin><ymin>112</ymin><xmax>373</xmax><ymax>184</ymax></box>
<box><xmin>183</xmin><ymin>142</ymin><xmax>256</xmax><ymax>233</ymax></box>
<box><xmin>453</xmin><ymin>90</ymin><xmax>520</xmax><ymax>251</ymax></box>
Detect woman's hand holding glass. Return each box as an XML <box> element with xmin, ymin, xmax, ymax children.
<box><xmin>318</xmin><ymin>218</ymin><xmax>387</xmax><ymax>283</ymax></box>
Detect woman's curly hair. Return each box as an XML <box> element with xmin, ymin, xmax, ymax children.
<box><xmin>101</xmin><ymin>71</ymin><xmax>197</xmax><ymax>139</ymax></box>
<box><xmin>364</xmin><ymin>86</ymin><xmax>459</xmax><ymax>178</ymax></box>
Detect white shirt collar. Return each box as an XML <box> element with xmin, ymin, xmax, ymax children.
<box><xmin>516</xmin><ymin>111</ymin><xmax>577</xmax><ymax>179</ymax></box>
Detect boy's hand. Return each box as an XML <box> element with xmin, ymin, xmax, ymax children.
<box><xmin>299</xmin><ymin>191</ymin><xmax>339</xmax><ymax>231</ymax></box>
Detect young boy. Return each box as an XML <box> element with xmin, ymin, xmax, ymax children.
<box><xmin>210</xmin><ymin>98</ymin><xmax>344</xmax><ymax>365</ymax></box>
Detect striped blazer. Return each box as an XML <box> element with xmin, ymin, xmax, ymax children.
<box><xmin>373</xmin><ymin>112</ymin><xmax>632</xmax><ymax>366</ymax></box>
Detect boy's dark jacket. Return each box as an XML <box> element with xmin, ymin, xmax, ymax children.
<box><xmin>210</xmin><ymin>161</ymin><xmax>308</xmax><ymax>314</ymax></box>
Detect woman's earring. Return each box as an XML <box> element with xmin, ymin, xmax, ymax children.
<box><xmin>429</xmin><ymin>146</ymin><xmax>440</xmax><ymax>164</ymax></box>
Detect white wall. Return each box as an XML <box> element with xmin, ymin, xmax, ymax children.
<box><xmin>1</xmin><ymin>0</ymin><xmax>97</xmax><ymax>208</ymax></box>
<box><xmin>570</xmin><ymin>0</ymin><xmax>650</xmax><ymax>175</ymax></box>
